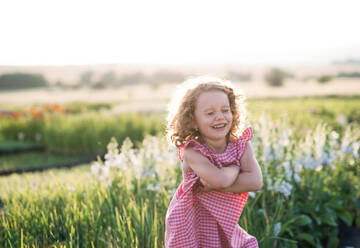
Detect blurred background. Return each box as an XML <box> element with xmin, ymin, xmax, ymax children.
<box><xmin>1</xmin><ymin>1</ymin><xmax>360</xmax><ymax>247</ymax></box>
<box><xmin>0</xmin><ymin>0</ymin><xmax>359</xmax><ymax>105</ymax></box>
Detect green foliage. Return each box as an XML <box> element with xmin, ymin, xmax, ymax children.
<box><xmin>0</xmin><ymin>118</ymin><xmax>45</xmax><ymax>143</ymax></box>
<box><xmin>247</xmin><ymin>97</ymin><xmax>360</xmax><ymax>135</ymax></box>
<box><xmin>0</xmin><ymin>152</ymin><xmax>88</xmax><ymax>172</ymax></box>
<box><xmin>0</xmin><ymin>140</ymin><xmax>43</xmax><ymax>152</ymax></box>
<box><xmin>62</xmin><ymin>102</ymin><xmax>113</xmax><ymax>114</ymax></box>
<box><xmin>0</xmin><ymin>163</ymin><xmax>174</xmax><ymax>248</ymax></box>
<box><xmin>0</xmin><ymin>73</ymin><xmax>49</xmax><ymax>90</ymax></box>
<box><xmin>317</xmin><ymin>75</ymin><xmax>333</xmax><ymax>84</ymax></box>
<box><xmin>337</xmin><ymin>71</ymin><xmax>360</xmax><ymax>78</ymax></box>
<box><xmin>0</xmin><ymin>98</ymin><xmax>359</xmax><ymax>247</ymax></box>
<box><xmin>264</xmin><ymin>68</ymin><xmax>286</xmax><ymax>87</ymax></box>
<box><xmin>0</xmin><ymin>120</ymin><xmax>359</xmax><ymax>247</ymax></box>
<box><xmin>0</xmin><ymin>112</ymin><xmax>164</xmax><ymax>156</ymax></box>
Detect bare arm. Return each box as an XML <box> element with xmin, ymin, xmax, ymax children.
<box><xmin>222</xmin><ymin>142</ymin><xmax>263</xmax><ymax>193</ymax></box>
<box><xmin>183</xmin><ymin>148</ymin><xmax>240</xmax><ymax>189</ymax></box>
<box><xmin>200</xmin><ymin>142</ymin><xmax>263</xmax><ymax>193</ymax></box>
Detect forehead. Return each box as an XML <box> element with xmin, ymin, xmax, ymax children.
<box><xmin>195</xmin><ymin>90</ymin><xmax>230</xmax><ymax>110</ymax></box>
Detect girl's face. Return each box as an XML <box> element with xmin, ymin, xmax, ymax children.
<box><xmin>194</xmin><ymin>90</ymin><xmax>233</xmax><ymax>143</ymax></box>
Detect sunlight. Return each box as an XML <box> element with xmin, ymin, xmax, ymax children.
<box><xmin>1</xmin><ymin>0</ymin><xmax>359</xmax><ymax>65</ymax></box>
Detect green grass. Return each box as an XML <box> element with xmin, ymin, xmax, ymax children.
<box><xmin>0</xmin><ymin>140</ymin><xmax>43</xmax><ymax>152</ymax></box>
<box><xmin>0</xmin><ymin>97</ymin><xmax>359</xmax><ymax>247</ymax></box>
<box><xmin>0</xmin><ymin>112</ymin><xmax>165</xmax><ymax>155</ymax></box>
<box><xmin>0</xmin><ymin>152</ymin><xmax>91</xmax><ymax>172</ymax></box>
<box><xmin>0</xmin><ymin>164</ymin><xmax>93</xmax><ymax>198</ymax></box>
<box><xmin>247</xmin><ymin>97</ymin><xmax>360</xmax><ymax>129</ymax></box>
<box><xmin>0</xmin><ymin>164</ymin><xmax>170</xmax><ymax>248</ymax></box>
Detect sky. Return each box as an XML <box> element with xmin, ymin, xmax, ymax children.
<box><xmin>1</xmin><ymin>0</ymin><xmax>360</xmax><ymax>66</ymax></box>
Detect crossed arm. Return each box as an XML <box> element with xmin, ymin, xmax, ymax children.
<box><xmin>183</xmin><ymin>142</ymin><xmax>263</xmax><ymax>194</ymax></box>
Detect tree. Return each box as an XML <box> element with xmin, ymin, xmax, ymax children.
<box><xmin>264</xmin><ymin>68</ymin><xmax>286</xmax><ymax>87</ymax></box>
<box><xmin>0</xmin><ymin>73</ymin><xmax>49</xmax><ymax>90</ymax></box>
<box><xmin>98</xmin><ymin>71</ymin><xmax>117</xmax><ymax>87</ymax></box>
<box><xmin>79</xmin><ymin>70</ymin><xmax>94</xmax><ymax>87</ymax></box>
<box><xmin>317</xmin><ymin>75</ymin><xmax>332</xmax><ymax>84</ymax></box>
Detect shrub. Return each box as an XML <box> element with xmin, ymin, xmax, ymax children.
<box><xmin>0</xmin><ymin>73</ymin><xmax>49</xmax><ymax>90</ymax></box>
<box><xmin>264</xmin><ymin>68</ymin><xmax>286</xmax><ymax>87</ymax></box>
<box><xmin>317</xmin><ymin>75</ymin><xmax>333</xmax><ymax>84</ymax></box>
<box><xmin>78</xmin><ymin>70</ymin><xmax>94</xmax><ymax>87</ymax></box>
<box><xmin>337</xmin><ymin>72</ymin><xmax>360</xmax><ymax>78</ymax></box>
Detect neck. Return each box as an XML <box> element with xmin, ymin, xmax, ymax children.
<box><xmin>202</xmin><ymin>137</ymin><xmax>227</xmax><ymax>153</ymax></box>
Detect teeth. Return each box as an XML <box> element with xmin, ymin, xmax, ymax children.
<box><xmin>213</xmin><ymin>124</ymin><xmax>226</xmax><ymax>128</ymax></box>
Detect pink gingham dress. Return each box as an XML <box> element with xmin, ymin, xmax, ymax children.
<box><xmin>165</xmin><ymin>126</ymin><xmax>258</xmax><ymax>248</ymax></box>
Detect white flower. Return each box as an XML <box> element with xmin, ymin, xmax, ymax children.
<box><xmin>273</xmin><ymin>222</ymin><xmax>281</xmax><ymax>236</ymax></box>
<box><xmin>91</xmin><ymin>162</ymin><xmax>102</xmax><ymax>175</ymax></box>
<box><xmin>113</xmin><ymin>153</ymin><xmax>127</xmax><ymax>169</ymax></box>
<box><xmin>330</xmin><ymin>131</ymin><xmax>339</xmax><ymax>139</ymax></box>
<box><xmin>147</xmin><ymin>183</ymin><xmax>160</xmax><ymax>192</ymax></box>
<box><xmin>142</xmin><ymin>167</ymin><xmax>157</xmax><ymax>179</ymax></box>
<box><xmin>102</xmin><ymin>165</ymin><xmax>110</xmax><ymax>177</ymax></box>
<box><xmin>18</xmin><ymin>132</ymin><xmax>25</xmax><ymax>141</ymax></box>
<box><xmin>293</xmin><ymin>173</ymin><xmax>301</xmax><ymax>183</ymax></box>
<box><xmin>352</xmin><ymin>142</ymin><xmax>359</xmax><ymax>158</ymax></box>
<box><xmin>248</xmin><ymin>192</ymin><xmax>256</xmax><ymax>198</ymax></box>
<box><xmin>268</xmin><ymin>179</ymin><xmax>293</xmax><ymax>198</ymax></box>
<box><xmin>336</xmin><ymin>114</ymin><xmax>347</xmax><ymax>125</ymax></box>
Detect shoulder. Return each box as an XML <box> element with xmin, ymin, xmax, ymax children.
<box><xmin>240</xmin><ymin>141</ymin><xmax>260</xmax><ymax>172</ymax></box>
<box><xmin>183</xmin><ymin>147</ymin><xmax>208</xmax><ymax>162</ymax></box>
<box><xmin>240</xmin><ymin>142</ymin><xmax>255</xmax><ymax>160</ymax></box>
<box><xmin>183</xmin><ymin>146</ymin><xmax>212</xmax><ymax>170</ymax></box>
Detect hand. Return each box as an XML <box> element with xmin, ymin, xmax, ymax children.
<box><xmin>192</xmin><ymin>178</ymin><xmax>213</xmax><ymax>194</ymax></box>
<box><xmin>199</xmin><ymin>178</ymin><xmax>213</xmax><ymax>192</ymax></box>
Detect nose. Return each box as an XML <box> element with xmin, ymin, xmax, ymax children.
<box><xmin>215</xmin><ymin>111</ymin><xmax>225</xmax><ymax>120</ymax></box>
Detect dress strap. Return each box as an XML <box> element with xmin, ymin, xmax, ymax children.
<box><xmin>234</xmin><ymin>126</ymin><xmax>253</xmax><ymax>160</ymax></box>
<box><xmin>178</xmin><ymin>139</ymin><xmax>212</xmax><ymax>163</ymax></box>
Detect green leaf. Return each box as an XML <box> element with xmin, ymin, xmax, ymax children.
<box><xmin>320</xmin><ymin>213</ymin><xmax>337</xmax><ymax>227</ymax></box>
<box><xmin>326</xmin><ymin>236</ymin><xmax>339</xmax><ymax>248</ymax></box>
<box><xmin>284</xmin><ymin>228</ymin><xmax>295</xmax><ymax>237</ymax></box>
<box><xmin>338</xmin><ymin>210</ymin><xmax>354</xmax><ymax>227</ymax></box>
<box><xmin>328</xmin><ymin>199</ymin><xmax>343</xmax><ymax>210</ymax></box>
<box><xmin>310</xmin><ymin>212</ymin><xmax>322</xmax><ymax>225</ymax></box>
<box><xmin>356</xmin><ymin>215</ymin><xmax>360</xmax><ymax>230</ymax></box>
<box><xmin>296</xmin><ymin>233</ymin><xmax>316</xmax><ymax>246</ymax></box>
<box><xmin>295</xmin><ymin>215</ymin><xmax>312</xmax><ymax>226</ymax></box>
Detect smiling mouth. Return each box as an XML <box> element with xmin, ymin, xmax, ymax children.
<box><xmin>212</xmin><ymin>123</ymin><xmax>227</xmax><ymax>129</ymax></box>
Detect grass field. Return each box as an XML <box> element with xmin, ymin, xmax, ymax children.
<box><xmin>0</xmin><ymin>96</ymin><xmax>359</xmax><ymax>247</ymax></box>
<box><xmin>0</xmin><ymin>71</ymin><xmax>359</xmax><ymax>247</ymax></box>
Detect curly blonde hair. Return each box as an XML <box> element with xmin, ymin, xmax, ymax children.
<box><xmin>167</xmin><ymin>76</ymin><xmax>248</xmax><ymax>147</ymax></box>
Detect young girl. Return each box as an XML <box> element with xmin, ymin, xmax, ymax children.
<box><xmin>165</xmin><ymin>76</ymin><xmax>262</xmax><ymax>247</ymax></box>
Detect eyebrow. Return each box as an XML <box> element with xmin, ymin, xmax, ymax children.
<box><xmin>203</xmin><ymin>106</ymin><xmax>230</xmax><ymax>111</ymax></box>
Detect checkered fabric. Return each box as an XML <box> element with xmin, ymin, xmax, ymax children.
<box><xmin>165</xmin><ymin>127</ymin><xmax>258</xmax><ymax>248</ymax></box>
